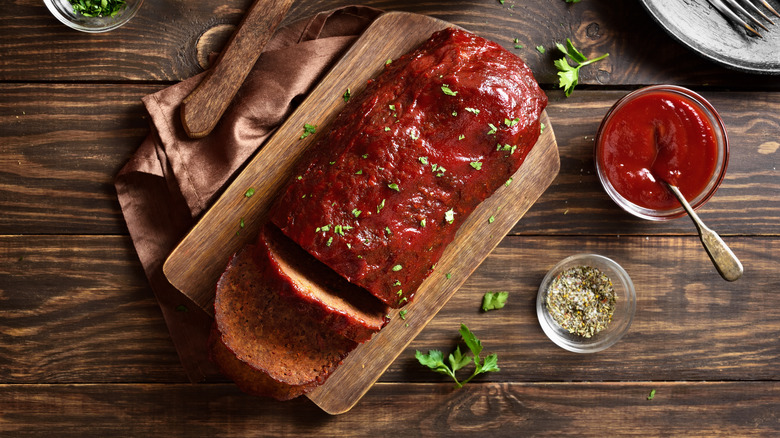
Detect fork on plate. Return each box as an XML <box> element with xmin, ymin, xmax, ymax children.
<box><xmin>708</xmin><ymin>0</ymin><xmax>780</xmax><ymax>37</ymax></box>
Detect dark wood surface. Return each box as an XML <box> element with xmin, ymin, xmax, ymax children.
<box><xmin>1</xmin><ymin>0</ymin><xmax>778</xmax><ymax>435</ymax></box>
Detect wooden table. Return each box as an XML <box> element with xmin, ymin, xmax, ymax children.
<box><xmin>2</xmin><ymin>0</ymin><xmax>778</xmax><ymax>435</ymax></box>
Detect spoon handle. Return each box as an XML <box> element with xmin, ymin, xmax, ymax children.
<box><xmin>666</xmin><ymin>183</ymin><xmax>744</xmax><ymax>281</ymax></box>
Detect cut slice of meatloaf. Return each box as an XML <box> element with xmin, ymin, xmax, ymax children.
<box><xmin>270</xmin><ymin>27</ymin><xmax>547</xmax><ymax>308</ymax></box>
<box><xmin>213</xmin><ymin>242</ymin><xmax>357</xmax><ymax>400</ymax></box>
<box><xmin>259</xmin><ymin>223</ymin><xmax>388</xmax><ymax>343</ymax></box>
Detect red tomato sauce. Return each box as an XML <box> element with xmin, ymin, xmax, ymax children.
<box><xmin>597</xmin><ymin>90</ymin><xmax>718</xmax><ymax>211</ymax></box>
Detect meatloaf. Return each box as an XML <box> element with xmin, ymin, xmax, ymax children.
<box><xmin>259</xmin><ymin>223</ymin><xmax>388</xmax><ymax>343</ymax></box>
<box><xmin>213</xmin><ymin>241</ymin><xmax>357</xmax><ymax>400</ymax></box>
<box><xmin>271</xmin><ymin>27</ymin><xmax>547</xmax><ymax>308</ymax></box>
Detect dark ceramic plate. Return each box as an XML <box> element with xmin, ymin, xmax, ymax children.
<box><xmin>640</xmin><ymin>0</ymin><xmax>780</xmax><ymax>74</ymax></box>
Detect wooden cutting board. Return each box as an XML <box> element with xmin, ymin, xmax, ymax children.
<box><xmin>163</xmin><ymin>11</ymin><xmax>559</xmax><ymax>414</ymax></box>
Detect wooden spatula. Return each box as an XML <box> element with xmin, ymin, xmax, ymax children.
<box><xmin>181</xmin><ymin>0</ymin><xmax>295</xmax><ymax>139</ymax></box>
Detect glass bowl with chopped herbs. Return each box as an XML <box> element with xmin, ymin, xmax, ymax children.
<box><xmin>44</xmin><ymin>0</ymin><xmax>143</xmax><ymax>33</ymax></box>
<box><xmin>536</xmin><ymin>254</ymin><xmax>635</xmax><ymax>353</ymax></box>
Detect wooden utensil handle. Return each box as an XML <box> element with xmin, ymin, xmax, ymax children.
<box><xmin>180</xmin><ymin>0</ymin><xmax>295</xmax><ymax>139</ymax></box>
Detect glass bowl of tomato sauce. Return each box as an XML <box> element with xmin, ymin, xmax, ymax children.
<box><xmin>595</xmin><ymin>85</ymin><xmax>729</xmax><ymax>221</ymax></box>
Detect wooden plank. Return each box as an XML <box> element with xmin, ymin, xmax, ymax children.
<box><xmin>0</xmin><ymin>382</ymin><xmax>778</xmax><ymax>435</ymax></box>
<box><xmin>0</xmin><ymin>235</ymin><xmax>186</xmax><ymax>383</ymax></box>
<box><xmin>1</xmin><ymin>84</ymin><xmax>778</xmax><ymax>236</ymax></box>
<box><xmin>0</xmin><ymin>83</ymin><xmax>154</xmax><ymax>235</ymax></box>
<box><xmin>1</xmin><ymin>235</ymin><xmax>777</xmax><ymax>384</ymax></box>
<box><xmin>2</xmin><ymin>0</ymin><xmax>779</xmax><ymax>88</ymax></box>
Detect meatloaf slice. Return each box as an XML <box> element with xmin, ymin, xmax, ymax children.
<box><xmin>213</xmin><ymin>241</ymin><xmax>357</xmax><ymax>400</ymax></box>
<box><xmin>271</xmin><ymin>27</ymin><xmax>547</xmax><ymax>308</ymax></box>
<box><xmin>259</xmin><ymin>224</ymin><xmax>388</xmax><ymax>343</ymax></box>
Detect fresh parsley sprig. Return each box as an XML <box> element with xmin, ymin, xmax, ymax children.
<box><xmin>415</xmin><ymin>323</ymin><xmax>499</xmax><ymax>388</ymax></box>
<box><xmin>554</xmin><ymin>38</ymin><xmax>609</xmax><ymax>97</ymax></box>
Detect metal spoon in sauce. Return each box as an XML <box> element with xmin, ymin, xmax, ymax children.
<box><xmin>663</xmin><ymin>182</ymin><xmax>743</xmax><ymax>281</ymax></box>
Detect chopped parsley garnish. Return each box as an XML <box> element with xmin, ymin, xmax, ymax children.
<box><xmin>399</xmin><ymin>309</ymin><xmax>408</xmax><ymax>320</ymax></box>
<box><xmin>420</xmin><ymin>218</ymin><xmax>426</xmax><ymax>227</ymax></box>
<box><xmin>419</xmin><ymin>156</ymin><xmax>429</xmax><ymax>165</ymax></box>
<box><xmin>326</xmin><ymin>236</ymin><xmax>333</xmax><ymax>246</ymax></box>
<box><xmin>69</xmin><ymin>0</ymin><xmax>126</xmax><ymax>17</ymax></box>
<box><xmin>296</xmin><ymin>175</ymin><xmax>303</xmax><ymax>180</ymax></box>
<box><xmin>362</xmin><ymin>154</ymin><xmax>368</xmax><ymax>159</ymax></box>
<box><xmin>504</xmin><ymin>117</ymin><xmax>520</xmax><ymax>127</ymax></box>
<box><xmin>392</xmin><ymin>264</ymin><xmax>403</xmax><ymax>272</ymax></box>
<box><xmin>452</xmin><ymin>111</ymin><xmax>458</xmax><ymax>116</ymax></box>
<box><xmin>343</xmin><ymin>88</ymin><xmax>351</xmax><ymax>102</ymax></box>
<box><xmin>415</xmin><ymin>324</ymin><xmax>500</xmax><ymax>388</ymax></box>
<box><xmin>355</xmin><ymin>169</ymin><xmax>363</xmax><ymax>175</ymax></box>
<box><xmin>458</xmin><ymin>134</ymin><xmax>465</xmax><ymax>140</ymax></box>
<box><xmin>487</xmin><ymin>123</ymin><xmax>498</xmax><ymax>135</ymax></box>
<box><xmin>389</xmin><ymin>104</ymin><xmax>396</xmax><ymax>111</ymax></box>
<box><xmin>482</xmin><ymin>291</ymin><xmax>508</xmax><ymax>311</ymax></box>
<box><xmin>352</xmin><ymin>208</ymin><xmax>362</xmax><ymax>217</ymax></box>
<box><xmin>541</xmin><ymin>122</ymin><xmax>546</xmax><ymax>133</ymax></box>
<box><xmin>300</xmin><ymin>123</ymin><xmax>317</xmax><ymax>139</ymax></box>
<box><xmin>513</xmin><ymin>38</ymin><xmax>523</xmax><ymax>49</ymax></box>
<box><xmin>470</xmin><ymin>162</ymin><xmax>483</xmax><ymax>170</ymax></box>
<box><xmin>536</xmin><ymin>45</ymin><xmax>546</xmax><ymax>53</ymax></box>
<box><xmin>410</xmin><ymin>130</ymin><xmax>420</xmax><ymax>140</ymax></box>
<box><xmin>445</xmin><ymin>209</ymin><xmax>455</xmax><ymax>224</ymax></box>
<box><xmin>386</xmin><ymin>58</ymin><xmax>393</xmax><ymax>65</ymax></box>
<box><xmin>388</xmin><ymin>183</ymin><xmax>400</xmax><ymax>191</ymax></box>
<box><xmin>488</xmin><ymin>215</ymin><xmax>495</xmax><ymax>224</ymax></box>
<box><xmin>441</xmin><ymin>85</ymin><xmax>458</xmax><ymax>96</ymax></box>
<box><xmin>465</xmin><ymin>107</ymin><xmax>480</xmax><ymax>115</ymax></box>
<box><xmin>239</xmin><ymin>217</ymin><xmax>245</xmax><ymax>228</ymax></box>
<box><xmin>244</xmin><ymin>187</ymin><xmax>255</xmax><ymax>198</ymax></box>
<box><xmin>446</xmin><ymin>272</ymin><xmax>452</xmax><ymax>279</ymax></box>
<box><xmin>555</xmin><ymin>38</ymin><xmax>609</xmax><ymax>97</ymax></box>
<box><xmin>384</xmin><ymin>127</ymin><xmax>391</xmax><ymax>132</ymax></box>
<box><xmin>647</xmin><ymin>389</ymin><xmax>656</xmax><ymax>400</ymax></box>
<box><xmin>385</xmin><ymin>226</ymin><xmax>392</xmax><ymax>235</ymax></box>
<box><xmin>505</xmin><ymin>177</ymin><xmax>513</xmax><ymax>186</ymax></box>
<box><xmin>377</xmin><ymin>199</ymin><xmax>386</xmax><ymax>213</ymax></box>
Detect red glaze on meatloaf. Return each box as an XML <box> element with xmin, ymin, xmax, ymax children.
<box><xmin>259</xmin><ymin>224</ymin><xmax>388</xmax><ymax>343</ymax></box>
<box><xmin>213</xmin><ymin>242</ymin><xmax>357</xmax><ymax>400</ymax></box>
<box><xmin>271</xmin><ymin>28</ymin><xmax>547</xmax><ymax>308</ymax></box>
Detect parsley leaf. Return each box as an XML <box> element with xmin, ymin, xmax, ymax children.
<box><xmin>482</xmin><ymin>291</ymin><xmax>508</xmax><ymax>311</ymax></box>
<box><xmin>554</xmin><ymin>38</ymin><xmax>609</xmax><ymax>97</ymax></box>
<box><xmin>441</xmin><ymin>85</ymin><xmax>458</xmax><ymax>96</ymax></box>
<box><xmin>244</xmin><ymin>187</ymin><xmax>255</xmax><ymax>198</ymax></box>
<box><xmin>415</xmin><ymin>324</ymin><xmax>499</xmax><ymax>388</ymax></box>
<box><xmin>444</xmin><ymin>209</ymin><xmax>455</xmax><ymax>224</ymax></box>
<box><xmin>300</xmin><ymin>123</ymin><xmax>317</xmax><ymax>139</ymax></box>
<box><xmin>343</xmin><ymin>88</ymin><xmax>351</xmax><ymax>102</ymax></box>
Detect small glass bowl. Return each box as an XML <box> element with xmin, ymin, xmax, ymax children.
<box><xmin>536</xmin><ymin>254</ymin><xmax>636</xmax><ymax>353</ymax></box>
<box><xmin>594</xmin><ymin>85</ymin><xmax>729</xmax><ymax>221</ymax></box>
<box><xmin>44</xmin><ymin>0</ymin><xmax>143</xmax><ymax>33</ymax></box>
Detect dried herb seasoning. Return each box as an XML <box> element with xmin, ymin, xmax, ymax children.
<box><xmin>545</xmin><ymin>265</ymin><xmax>616</xmax><ymax>338</ymax></box>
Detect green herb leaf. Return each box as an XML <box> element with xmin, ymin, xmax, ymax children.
<box><xmin>385</xmin><ymin>58</ymin><xmax>393</xmax><ymax>65</ymax></box>
<box><xmin>399</xmin><ymin>309</ymin><xmax>408</xmax><ymax>320</ymax></box>
<box><xmin>482</xmin><ymin>291</ymin><xmax>509</xmax><ymax>311</ymax></box>
<box><xmin>352</xmin><ymin>208</ymin><xmax>362</xmax><ymax>218</ymax></box>
<box><xmin>392</xmin><ymin>264</ymin><xmax>403</xmax><ymax>272</ymax></box>
<box><xmin>536</xmin><ymin>45</ymin><xmax>546</xmax><ymax>54</ymax></box>
<box><xmin>487</xmin><ymin>123</ymin><xmax>498</xmax><ymax>135</ymax></box>
<box><xmin>554</xmin><ymin>38</ymin><xmax>609</xmax><ymax>97</ymax></box>
<box><xmin>448</xmin><ymin>346</ymin><xmax>471</xmax><ymax>372</ymax></box>
<box><xmin>415</xmin><ymin>324</ymin><xmax>499</xmax><ymax>388</ymax></box>
<box><xmin>465</xmin><ymin>107</ymin><xmax>480</xmax><ymax>115</ymax></box>
<box><xmin>441</xmin><ymin>85</ymin><xmax>458</xmax><ymax>96</ymax></box>
<box><xmin>388</xmin><ymin>183</ymin><xmax>400</xmax><ymax>191</ymax></box>
<box><xmin>300</xmin><ymin>123</ymin><xmax>317</xmax><ymax>139</ymax></box>
<box><xmin>488</xmin><ymin>215</ymin><xmax>495</xmax><ymax>224</ymax></box>
<box><xmin>505</xmin><ymin>177</ymin><xmax>513</xmax><ymax>186</ymax></box>
<box><xmin>244</xmin><ymin>187</ymin><xmax>255</xmax><ymax>198</ymax></box>
<box><xmin>470</xmin><ymin>161</ymin><xmax>483</xmax><ymax>170</ymax></box>
<box><xmin>343</xmin><ymin>88</ymin><xmax>351</xmax><ymax>102</ymax></box>
<box><xmin>444</xmin><ymin>209</ymin><xmax>455</xmax><ymax>224</ymax></box>
<box><xmin>418</xmin><ymin>156</ymin><xmax>429</xmax><ymax>165</ymax></box>
<box><xmin>647</xmin><ymin>389</ymin><xmax>656</xmax><ymax>400</ymax></box>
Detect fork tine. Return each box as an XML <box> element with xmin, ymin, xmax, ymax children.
<box><xmin>723</xmin><ymin>0</ymin><xmax>770</xmax><ymax>31</ymax></box>
<box><xmin>740</xmin><ymin>0</ymin><xmax>774</xmax><ymax>23</ymax></box>
<box><xmin>709</xmin><ymin>0</ymin><xmax>764</xmax><ymax>36</ymax></box>
<box><xmin>756</xmin><ymin>0</ymin><xmax>780</xmax><ymax>18</ymax></box>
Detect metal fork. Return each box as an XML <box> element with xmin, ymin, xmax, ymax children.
<box><xmin>708</xmin><ymin>0</ymin><xmax>780</xmax><ymax>37</ymax></box>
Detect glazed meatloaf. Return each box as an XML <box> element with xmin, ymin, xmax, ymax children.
<box><xmin>213</xmin><ymin>241</ymin><xmax>357</xmax><ymax>400</ymax></box>
<box><xmin>259</xmin><ymin>224</ymin><xmax>388</xmax><ymax>343</ymax></box>
<box><xmin>271</xmin><ymin>27</ymin><xmax>547</xmax><ymax>308</ymax></box>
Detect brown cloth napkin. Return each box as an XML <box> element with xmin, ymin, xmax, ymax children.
<box><xmin>115</xmin><ymin>6</ymin><xmax>382</xmax><ymax>383</ymax></box>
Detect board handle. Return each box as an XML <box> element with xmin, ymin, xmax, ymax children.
<box><xmin>180</xmin><ymin>0</ymin><xmax>295</xmax><ymax>139</ymax></box>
